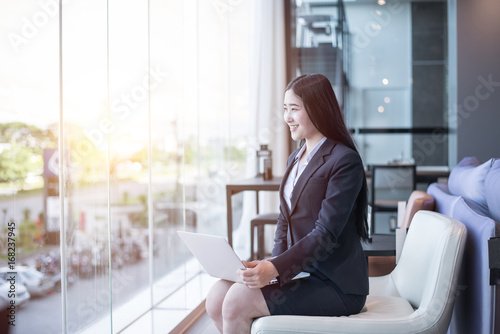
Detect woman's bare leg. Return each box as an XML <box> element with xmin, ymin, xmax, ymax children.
<box><xmin>222</xmin><ymin>283</ymin><xmax>270</xmax><ymax>334</ymax></box>
<box><xmin>206</xmin><ymin>280</ymin><xmax>234</xmax><ymax>333</ymax></box>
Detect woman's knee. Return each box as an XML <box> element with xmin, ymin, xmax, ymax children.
<box><xmin>221</xmin><ymin>284</ymin><xmax>246</xmax><ymax>321</ymax></box>
<box><xmin>206</xmin><ymin>280</ymin><xmax>233</xmax><ymax>319</ymax></box>
<box><xmin>222</xmin><ymin>283</ymin><xmax>268</xmax><ymax>321</ymax></box>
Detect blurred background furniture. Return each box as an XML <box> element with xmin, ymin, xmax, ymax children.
<box><xmin>296</xmin><ymin>14</ymin><xmax>337</xmax><ymax>48</ymax></box>
<box><xmin>226</xmin><ymin>176</ymin><xmax>281</xmax><ymax>247</ymax></box>
<box><xmin>399</xmin><ymin>190</ymin><xmax>435</xmax><ymax>229</ymax></box>
<box><xmin>251</xmin><ymin>211</ymin><xmax>467</xmax><ymax>334</ymax></box>
<box><xmin>250</xmin><ymin>212</ymin><xmax>279</xmax><ymax>260</ymax></box>
<box><xmin>414</xmin><ymin>165</ymin><xmax>450</xmax><ymax>185</ymax></box>
<box><xmin>369</xmin><ymin>164</ymin><xmax>416</xmax><ymax>234</ymax></box>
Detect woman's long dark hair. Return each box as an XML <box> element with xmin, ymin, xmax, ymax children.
<box><xmin>286</xmin><ymin>74</ymin><xmax>369</xmax><ymax>241</ymax></box>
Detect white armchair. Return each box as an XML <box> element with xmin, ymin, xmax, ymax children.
<box><xmin>251</xmin><ymin>211</ymin><xmax>467</xmax><ymax>334</ymax></box>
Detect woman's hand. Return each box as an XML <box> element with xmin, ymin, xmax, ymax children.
<box><xmin>237</xmin><ymin>260</ymin><xmax>279</xmax><ymax>289</ymax></box>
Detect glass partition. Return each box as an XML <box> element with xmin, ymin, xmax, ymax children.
<box><xmin>1</xmin><ymin>0</ymin><xmax>251</xmax><ymax>332</ymax></box>
<box><xmin>1</xmin><ymin>1</ymin><xmax>62</xmax><ymax>332</ymax></box>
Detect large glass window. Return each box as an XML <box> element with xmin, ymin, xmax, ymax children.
<box><xmin>1</xmin><ymin>0</ymin><xmax>251</xmax><ymax>332</ymax></box>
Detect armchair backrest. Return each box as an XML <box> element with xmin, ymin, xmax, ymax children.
<box><xmin>400</xmin><ymin>190</ymin><xmax>435</xmax><ymax>229</ymax></box>
<box><xmin>391</xmin><ymin>211</ymin><xmax>466</xmax><ymax>330</ymax></box>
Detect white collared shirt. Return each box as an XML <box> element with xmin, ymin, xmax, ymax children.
<box><xmin>283</xmin><ymin>137</ymin><xmax>327</xmax><ymax>210</ymax></box>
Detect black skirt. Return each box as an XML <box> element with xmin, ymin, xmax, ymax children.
<box><xmin>260</xmin><ymin>273</ymin><xmax>366</xmax><ymax>316</ymax></box>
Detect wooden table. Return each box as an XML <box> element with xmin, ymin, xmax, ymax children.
<box><xmin>226</xmin><ymin>176</ymin><xmax>281</xmax><ymax>246</ymax></box>
<box><xmin>415</xmin><ymin>166</ymin><xmax>450</xmax><ymax>184</ymax></box>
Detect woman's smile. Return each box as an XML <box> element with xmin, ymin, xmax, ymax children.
<box><xmin>283</xmin><ymin>89</ymin><xmax>322</xmax><ymax>143</ymax></box>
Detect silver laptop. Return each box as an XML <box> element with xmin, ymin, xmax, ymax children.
<box><xmin>177</xmin><ymin>231</ymin><xmax>309</xmax><ymax>284</ymax></box>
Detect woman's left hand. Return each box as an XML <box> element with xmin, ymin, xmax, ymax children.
<box><xmin>237</xmin><ymin>260</ymin><xmax>279</xmax><ymax>289</ymax></box>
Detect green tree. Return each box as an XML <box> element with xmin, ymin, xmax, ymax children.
<box><xmin>0</xmin><ymin>122</ymin><xmax>57</xmax><ymax>186</ymax></box>
<box><xmin>0</xmin><ymin>122</ymin><xmax>56</xmax><ymax>151</ymax></box>
<box><xmin>0</xmin><ymin>144</ymin><xmax>40</xmax><ymax>184</ymax></box>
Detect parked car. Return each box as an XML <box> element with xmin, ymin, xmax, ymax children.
<box><xmin>0</xmin><ymin>277</ymin><xmax>30</xmax><ymax>307</ymax></box>
<box><xmin>34</xmin><ymin>251</ymin><xmax>76</xmax><ymax>287</ymax></box>
<box><xmin>0</xmin><ymin>266</ymin><xmax>55</xmax><ymax>297</ymax></box>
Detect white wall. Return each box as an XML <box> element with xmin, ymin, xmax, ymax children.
<box><xmin>454</xmin><ymin>0</ymin><xmax>500</xmax><ymax>164</ymax></box>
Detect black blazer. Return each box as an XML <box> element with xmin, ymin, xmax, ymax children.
<box><xmin>270</xmin><ymin>138</ymin><xmax>369</xmax><ymax>296</ymax></box>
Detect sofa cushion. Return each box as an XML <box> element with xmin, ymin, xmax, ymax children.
<box><xmin>427</xmin><ymin>183</ymin><xmax>460</xmax><ymax>217</ymax></box>
<box><xmin>448</xmin><ymin>157</ymin><xmax>493</xmax><ymax>215</ymax></box>
<box><xmin>485</xmin><ymin>158</ymin><xmax>500</xmax><ymax>223</ymax></box>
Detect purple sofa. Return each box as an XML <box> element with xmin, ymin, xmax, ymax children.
<box><xmin>427</xmin><ymin>157</ymin><xmax>500</xmax><ymax>334</ymax></box>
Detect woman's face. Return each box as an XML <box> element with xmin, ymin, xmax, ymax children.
<box><xmin>283</xmin><ymin>89</ymin><xmax>321</xmax><ymax>142</ymax></box>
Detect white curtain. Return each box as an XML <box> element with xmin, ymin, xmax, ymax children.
<box><xmin>233</xmin><ymin>0</ymin><xmax>289</xmax><ymax>256</ymax></box>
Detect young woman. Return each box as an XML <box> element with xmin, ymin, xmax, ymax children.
<box><xmin>206</xmin><ymin>74</ymin><xmax>370</xmax><ymax>334</ymax></box>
